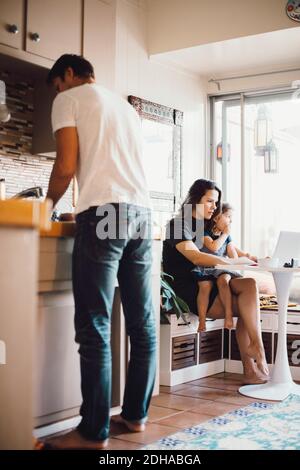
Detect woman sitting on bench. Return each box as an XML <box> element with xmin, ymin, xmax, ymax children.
<box><xmin>163</xmin><ymin>178</ymin><xmax>269</xmax><ymax>384</ymax></box>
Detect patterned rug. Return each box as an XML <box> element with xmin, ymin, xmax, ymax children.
<box><xmin>143</xmin><ymin>394</ymin><xmax>300</xmax><ymax>450</ymax></box>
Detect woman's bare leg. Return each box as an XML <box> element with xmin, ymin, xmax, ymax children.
<box><xmin>216</xmin><ymin>273</ymin><xmax>234</xmax><ymax>329</ymax></box>
<box><xmin>235</xmin><ymin>315</ymin><xmax>268</xmax><ymax>383</ymax></box>
<box><xmin>207</xmin><ymin>287</ymin><xmax>268</xmax><ymax>383</ymax></box>
<box><xmin>197</xmin><ymin>281</ymin><xmax>213</xmax><ymax>332</ymax></box>
<box><xmin>229</xmin><ymin>277</ymin><xmax>269</xmax><ymax>376</ymax></box>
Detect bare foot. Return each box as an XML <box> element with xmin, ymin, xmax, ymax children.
<box><xmin>111</xmin><ymin>414</ymin><xmax>146</xmax><ymax>432</ymax></box>
<box><xmin>243</xmin><ymin>372</ymin><xmax>269</xmax><ymax>385</ymax></box>
<box><xmin>224</xmin><ymin>317</ymin><xmax>233</xmax><ymax>329</ymax></box>
<box><xmin>197</xmin><ymin>319</ymin><xmax>206</xmax><ymax>332</ymax></box>
<box><xmin>42</xmin><ymin>429</ymin><xmax>108</xmax><ymax>450</ymax></box>
<box><xmin>247</xmin><ymin>343</ymin><xmax>269</xmax><ymax>376</ymax></box>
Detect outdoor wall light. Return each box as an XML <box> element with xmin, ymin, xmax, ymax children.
<box><xmin>254</xmin><ymin>104</ymin><xmax>272</xmax><ymax>156</ymax></box>
<box><xmin>264</xmin><ymin>140</ymin><xmax>278</xmax><ymax>173</ymax></box>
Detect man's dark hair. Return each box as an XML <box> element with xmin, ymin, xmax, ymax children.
<box><xmin>47</xmin><ymin>54</ymin><xmax>95</xmax><ymax>84</ymax></box>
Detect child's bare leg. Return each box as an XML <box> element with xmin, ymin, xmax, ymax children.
<box><xmin>197</xmin><ymin>281</ymin><xmax>213</xmax><ymax>332</ymax></box>
<box><xmin>216</xmin><ymin>273</ymin><xmax>234</xmax><ymax>329</ymax></box>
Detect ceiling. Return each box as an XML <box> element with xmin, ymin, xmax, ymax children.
<box><xmin>151</xmin><ymin>27</ymin><xmax>300</xmax><ymax>78</ymax></box>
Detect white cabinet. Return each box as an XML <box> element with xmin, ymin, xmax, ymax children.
<box><xmin>0</xmin><ymin>0</ymin><xmax>24</xmax><ymax>50</ymax></box>
<box><xmin>160</xmin><ymin>315</ymin><xmax>225</xmax><ymax>386</ymax></box>
<box><xmin>26</xmin><ymin>0</ymin><xmax>82</xmax><ymax>61</ymax></box>
<box><xmin>0</xmin><ymin>0</ymin><xmax>82</xmax><ymax>61</ymax></box>
<box><xmin>34</xmin><ymin>291</ymin><xmax>81</xmax><ymax>426</ymax></box>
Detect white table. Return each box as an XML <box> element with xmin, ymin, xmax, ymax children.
<box><xmin>216</xmin><ymin>264</ymin><xmax>300</xmax><ymax>401</ymax></box>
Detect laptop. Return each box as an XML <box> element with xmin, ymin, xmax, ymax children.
<box><xmin>273</xmin><ymin>231</ymin><xmax>300</xmax><ymax>265</ymax></box>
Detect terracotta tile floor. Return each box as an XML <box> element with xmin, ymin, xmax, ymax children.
<box><xmin>44</xmin><ymin>372</ymin><xmax>274</xmax><ymax>450</ymax></box>
<box><xmin>46</xmin><ymin>373</ymin><xmax>300</xmax><ymax>450</ymax></box>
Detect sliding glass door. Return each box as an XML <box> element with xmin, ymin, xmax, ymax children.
<box><xmin>211</xmin><ymin>96</ymin><xmax>242</xmax><ymax>248</ymax></box>
<box><xmin>211</xmin><ymin>90</ymin><xmax>300</xmax><ymax>257</ymax></box>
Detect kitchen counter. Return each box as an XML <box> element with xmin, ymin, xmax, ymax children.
<box><xmin>0</xmin><ymin>199</ymin><xmax>52</xmax><ymax>230</ymax></box>
<box><xmin>40</xmin><ymin>221</ymin><xmax>76</xmax><ymax>237</ymax></box>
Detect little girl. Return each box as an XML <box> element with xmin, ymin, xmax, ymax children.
<box><xmin>191</xmin><ymin>203</ymin><xmax>256</xmax><ymax>332</ymax></box>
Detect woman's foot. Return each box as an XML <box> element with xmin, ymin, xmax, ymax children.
<box><xmin>41</xmin><ymin>429</ymin><xmax>109</xmax><ymax>450</ymax></box>
<box><xmin>243</xmin><ymin>371</ymin><xmax>269</xmax><ymax>385</ymax></box>
<box><xmin>111</xmin><ymin>414</ymin><xmax>146</xmax><ymax>432</ymax></box>
<box><xmin>247</xmin><ymin>342</ymin><xmax>269</xmax><ymax>376</ymax></box>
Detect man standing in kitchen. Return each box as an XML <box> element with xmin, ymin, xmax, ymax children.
<box><xmin>44</xmin><ymin>54</ymin><xmax>156</xmax><ymax>449</ymax></box>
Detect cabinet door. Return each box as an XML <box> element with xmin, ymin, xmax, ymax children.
<box><xmin>26</xmin><ymin>0</ymin><xmax>82</xmax><ymax>61</ymax></box>
<box><xmin>83</xmin><ymin>0</ymin><xmax>116</xmax><ymax>89</ymax></box>
<box><xmin>34</xmin><ymin>292</ymin><xmax>82</xmax><ymax>420</ymax></box>
<box><xmin>172</xmin><ymin>334</ymin><xmax>197</xmax><ymax>370</ymax></box>
<box><xmin>0</xmin><ymin>0</ymin><xmax>24</xmax><ymax>50</ymax></box>
<box><xmin>198</xmin><ymin>329</ymin><xmax>223</xmax><ymax>364</ymax></box>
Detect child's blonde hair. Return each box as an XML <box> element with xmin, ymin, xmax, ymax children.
<box><xmin>212</xmin><ymin>202</ymin><xmax>233</xmax><ymax>232</ymax></box>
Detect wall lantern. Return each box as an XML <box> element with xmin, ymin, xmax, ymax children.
<box><xmin>264</xmin><ymin>140</ymin><xmax>278</xmax><ymax>173</ymax></box>
<box><xmin>254</xmin><ymin>104</ymin><xmax>272</xmax><ymax>156</ymax></box>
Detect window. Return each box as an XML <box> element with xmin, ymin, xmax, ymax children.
<box><xmin>210</xmin><ymin>90</ymin><xmax>300</xmax><ymax>257</ymax></box>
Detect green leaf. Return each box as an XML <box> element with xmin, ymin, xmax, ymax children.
<box><xmin>175</xmin><ymin>296</ymin><xmax>190</xmax><ymax>313</ymax></box>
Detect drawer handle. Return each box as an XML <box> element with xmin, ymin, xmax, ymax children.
<box><xmin>30</xmin><ymin>32</ymin><xmax>40</xmax><ymax>42</ymax></box>
<box><xmin>287</xmin><ymin>322</ymin><xmax>300</xmax><ymax>326</ymax></box>
<box><xmin>179</xmin><ymin>342</ymin><xmax>190</xmax><ymax>348</ymax></box>
<box><xmin>7</xmin><ymin>24</ymin><xmax>19</xmax><ymax>34</ymax></box>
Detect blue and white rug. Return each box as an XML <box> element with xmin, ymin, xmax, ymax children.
<box><xmin>143</xmin><ymin>394</ymin><xmax>300</xmax><ymax>450</ymax></box>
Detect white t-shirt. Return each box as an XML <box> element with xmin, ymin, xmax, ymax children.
<box><xmin>51</xmin><ymin>83</ymin><xmax>150</xmax><ymax>214</ymax></box>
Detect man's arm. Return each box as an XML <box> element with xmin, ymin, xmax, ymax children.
<box><xmin>46</xmin><ymin>127</ymin><xmax>78</xmax><ymax>208</ymax></box>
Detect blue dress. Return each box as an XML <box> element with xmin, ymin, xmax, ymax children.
<box><xmin>191</xmin><ymin>230</ymin><xmax>242</xmax><ymax>282</ymax></box>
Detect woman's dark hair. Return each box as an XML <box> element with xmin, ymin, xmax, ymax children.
<box><xmin>47</xmin><ymin>54</ymin><xmax>95</xmax><ymax>84</ymax></box>
<box><xmin>180</xmin><ymin>179</ymin><xmax>222</xmax><ymax>230</ymax></box>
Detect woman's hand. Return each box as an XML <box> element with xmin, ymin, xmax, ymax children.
<box><xmin>246</xmin><ymin>253</ymin><xmax>258</xmax><ymax>263</ymax></box>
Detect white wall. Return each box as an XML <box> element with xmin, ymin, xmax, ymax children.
<box><xmin>115</xmin><ymin>0</ymin><xmax>208</xmax><ymax>194</ymax></box>
<box><xmin>147</xmin><ymin>0</ymin><xmax>299</xmax><ymax>55</ymax></box>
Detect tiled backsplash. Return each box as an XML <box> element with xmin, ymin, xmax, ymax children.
<box><xmin>0</xmin><ymin>70</ymin><xmax>72</xmax><ymax>212</ymax></box>
<box><xmin>0</xmin><ymin>70</ymin><xmax>33</xmax><ymax>156</ymax></box>
<box><xmin>0</xmin><ymin>154</ymin><xmax>72</xmax><ymax>212</ymax></box>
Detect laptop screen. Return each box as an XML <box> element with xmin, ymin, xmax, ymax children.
<box><xmin>273</xmin><ymin>231</ymin><xmax>300</xmax><ymax>265</ymax></box>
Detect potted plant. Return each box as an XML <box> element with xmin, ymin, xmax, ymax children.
<box><xmin>160</xmin><ymin>272</ymin><xmax>190</xmax><ymax>324</ymax></box>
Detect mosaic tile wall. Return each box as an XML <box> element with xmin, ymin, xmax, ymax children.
<box><xmin>0</xmin><ymin>70</ymin><xmax>33</xmax><ymax>156</ymax></box>
<box><xmin>0</xmin><ymin>70</ymin><xmax>72</xmax><ymax>213</ymax></box>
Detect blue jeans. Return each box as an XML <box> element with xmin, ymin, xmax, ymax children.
<box><xmin>72</xmin><ymin>203</ymin><xmax>157</xmax><ymax>441</ymax></box>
